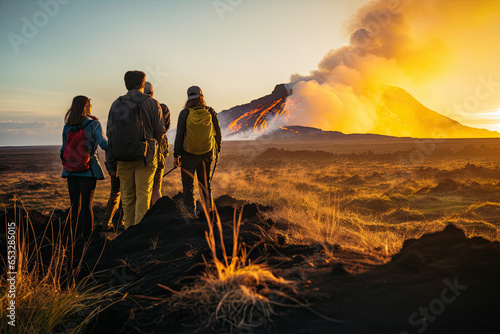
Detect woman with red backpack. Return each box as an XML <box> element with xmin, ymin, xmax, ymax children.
<box><xmin>61</xmin><ymin>95</ymin><xmax>108</xmax><ymax>238</ymax></box>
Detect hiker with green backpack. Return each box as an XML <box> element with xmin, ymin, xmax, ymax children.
<box><xmin>174</xmin><ymin>86</ymin><xmax>222</xmax><ymax>216</ymax></box>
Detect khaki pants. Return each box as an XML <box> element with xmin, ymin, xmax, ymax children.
<box><xmin>117</xmin><ymin>159</ymin><xmax>157</xmax><ymax>229</ymax></box>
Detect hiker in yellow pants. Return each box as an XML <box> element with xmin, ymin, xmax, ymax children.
<box><xmin>117</xmin><ymin>159</ymin><xmax>156</xmax><ymax>228</ymax></box>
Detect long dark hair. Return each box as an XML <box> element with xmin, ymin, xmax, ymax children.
<box><xmin>184</xmin><ymin>96</ymin><xmax>207</xmax><ymax>110</ymax></box>
<box><xmin>64</xmin><ymin>95</ymin><xmax>96</xmax><ymax>126</ymax></box>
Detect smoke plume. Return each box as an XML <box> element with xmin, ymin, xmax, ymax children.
<box><xmin>285</xmin><ymin>0</ymin><xmax>500</xmax><ymax>137</ymax></box>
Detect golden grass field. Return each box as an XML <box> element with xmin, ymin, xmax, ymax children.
<box><xmin>1</xmin><ymin>136</ymin><xmax>500</xmax><ymax>333</ymax></box>
<box><xmin>2</xmin><ymin>136</ymin><xmax>499</xmax><ymax>269</ymax></box>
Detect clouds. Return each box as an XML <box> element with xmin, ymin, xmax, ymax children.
<box><xmin>0</xmin><ymin>85</ymin><xmax>108</xmax><ymax>146</ymax></box>
<box><xmin>0</xmin><ymin>120</ymin><xmax>62</xmax><ymax>146</ymax></box>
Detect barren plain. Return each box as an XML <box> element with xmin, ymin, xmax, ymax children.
<box><xmin>1</xmin><ymin>136</ymin><xmax>500</xmax><ymax>333</ymax></box>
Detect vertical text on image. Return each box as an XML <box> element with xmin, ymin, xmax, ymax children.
<box><xmin>6</xmin><ymin>221</ymin><xmax>17</xmax><ymax>326</ymax></box>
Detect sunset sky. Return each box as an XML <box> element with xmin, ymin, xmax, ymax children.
<box><xmin>1</xmin><ymin>0</ymin><xmax>499</xmax><ymax>146</ymax></box>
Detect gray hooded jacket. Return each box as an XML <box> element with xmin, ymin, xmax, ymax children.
<box><xmin>106</xmin><ymin>90</ymin><xmax>166</xmax><ymax>171</ymax></box>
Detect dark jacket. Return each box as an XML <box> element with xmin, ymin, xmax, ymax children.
<box><xmin>161</xmin><ymin>103</ymin><xmax>171</xmax><ymax>132</ymax></box>
<box><xmin>157</xmin><ymin>103</ymin><xmax>171</xmax><ymax>168</ymax></box>
<box><xmin>105</xmin><ymin>90</ymin><xmax>166</xmax><ymax>171</ymax></box>
<box><xmin>174</xmin><ymin>106</ymin><xmax>222</xmax><ymax>158</ymax></box>
<box><xmin>61</xmin><ymin>117</ymin><xmax>108</xmax><ymax>179</ymax></box>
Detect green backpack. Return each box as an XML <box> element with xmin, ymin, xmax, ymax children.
<box><xmin>184</xmin><ymin>106</ymin><xmax>216</xmax><ymax>155</ymax></box>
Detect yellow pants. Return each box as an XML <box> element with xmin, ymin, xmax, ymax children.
<box><xmin>117</xmin><ymin>159</ymin><xmax>157</xmax><ymax>229</ymax></box>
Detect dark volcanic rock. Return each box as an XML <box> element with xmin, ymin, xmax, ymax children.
<box><xmin>4</xmin><ymin>198</ymin><xmax>500</xmax><ymax>334</ymax></box>
<box><xmin>436</xmin><ymin>163</ymin><xmax>500</xmax><ymax>179</ymax></box>
<box><xmin>92</xmin><ymin>204</ymin><xmax>500</xmax><ymax>333</ymax></box>
<box><xmin>89</xmin><ymin>196</ymin><xmax>289</xmax><ymax>333</ymax></box>
<box><xmin>431</xmin><ymin>178</ymin><xmax>461</xmax><ymax>193</ymax></box>
<box><xmin>258</xmin><ymin>126</ymin><xmax>347</xmax><ymax>140</ymax></box>
<box><xmin>273</xmin><ymin>224</ymin><xmax>500</xmax><ymax>334</ymax></box>
<box><xmin>256</xmin><ymin>147</ymin><xmax>336</xmax><ymax>162</ymax></box>
<box><xmin>344</xmin><ymin>174</ymin><xmax>365</xmax><ymax>185</ymax></box>
<box><xmin>347</xmin><ymin>196</ymin><xmax>395</xmax><ymax>214</ymax></box>
<box><xmin>93</xmin><ymin>197</ymin><xmax>273</xmax><ymax>292</ymax></box>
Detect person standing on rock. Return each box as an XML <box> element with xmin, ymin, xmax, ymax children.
<box><xmin>143</xmin><ymin>81</ymin><xmax>171</xmax><ymax>206</ymax></box>
<box><xmin>107</xmin><ymin>71</ymin><xmax>166</xmax><ymax>229</ymax></box>
<box><xmin>61</xmin><ymin>95</ymin><xmax>108</xmax><ymax>238</ymax></box>
<box><xmin>101</xmin><ymin>147</ymin><xmax>124</xmax><ymax>231</ymax></box>
<box><xmin>173</xmin><ymin>86</ymin><xmax>221</xmax><ymax>216</ymax></box>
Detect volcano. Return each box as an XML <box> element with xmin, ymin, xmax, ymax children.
<box><xmin>218</xmin><ymin>84</ymin><xmax>499</xmax><ymax>139</ymax></box>
<box><xmin>218</xmin><ymin>84</ymin><xmax>293</xmax><ymax>136</ymax></box>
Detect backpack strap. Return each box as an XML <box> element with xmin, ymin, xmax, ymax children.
<box><xmin>137</xmin><ymin>102</ymin><xmax>146</xmax><ymax>142</ymax></box>
<box><xmin>81</xmin><ymin>119</ymin><xmax>98</xmax><ymax>162</ymax></box>
<box><xmin>136</xmin><ymin>101</ymin><xmax>149</xmax><ymax>166</ymax></box>
<box><xmin>82</xmin><ymin>119</ymin><xmax>93</xmax><ymax>129</ymax></box>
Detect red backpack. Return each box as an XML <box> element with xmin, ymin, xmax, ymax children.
<box><xmin>62</xmin><ymin>121</ymin><xmax>93</xmax><ymax>172</ymax></box>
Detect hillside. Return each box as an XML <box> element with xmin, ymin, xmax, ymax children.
<box><xmin>218</xmin><ymin>84</ymin><xmax>499</xmax><ymax>139</ymax></box>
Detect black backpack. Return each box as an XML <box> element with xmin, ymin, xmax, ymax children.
<box><xmin>107</xmin><ymin>97</ymin><xmax>148</xmax><ymax>161</ymax></box>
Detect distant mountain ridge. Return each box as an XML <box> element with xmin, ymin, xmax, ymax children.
<box><xmin>218</xmin><ymin>84</ymin><xmax>499</xmax><ymax>139</ymax></box>
<box><xmin>373</xmin><ymin>86</ymin><xmax>498</xmax><ymax>138</ymax></box>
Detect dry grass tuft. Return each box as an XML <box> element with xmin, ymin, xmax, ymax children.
<box><xmin>465</xmin><ymin>201</ymin><xmax>500</xmax><ymax>219</ymax></box>
<box><xmin>164</xmin><ymin>201</ymin><xmax>295</xmax><ymax>333</ymax></box>
<box><xmin>0</xmin><ymin>198</ymin><xmax>125</xmax><ymax>333</ymax></box>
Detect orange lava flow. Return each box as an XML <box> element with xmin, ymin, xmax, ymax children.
<box><xmin>227</xmin><ymin>94</ymin><xmax>299</xmax><ymax>134</ymax></box>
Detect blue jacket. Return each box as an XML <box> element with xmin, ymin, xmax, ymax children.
<box><xmin>61</xmin><ymin>117</ymin><xmax>108</xmax><ymax>179</ymax></box>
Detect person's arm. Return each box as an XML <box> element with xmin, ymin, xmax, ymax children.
<box><xmin>161</xmin><ymin>104</ymin><xmax>171</xmax><ymax>132</ymax></box>
<box><xmin>153</xmin><ymin>100</ymin><xmax>166</xmax><ymax>142</ymax></box>
<box><xmin>209</xmin><ymin>107</ymin><xmax>222</xmax><ymax>153</ymax></box>
<box><xmin>105</xmin><ymin>105</ymin><xmax>116</xmax><ymax>176</ymax></box>
<box><xmin>174</xmin><ymin>109</ymin><xmax>188</xmax><ymax>158</ymax></box>
<box><xmin>105</xmin><ymin>150</ymin><xmax>117</xmax><ymax>176</ymax></box>
<box><xmin>106</xmin><ymin>104</ymin><xmax>113</xmax><ymax>140</ymax></box>
<box><xmin>60</xmin><ymin>126</ymin><xmax>67</xmax><ymax>160</ymax></box>
<box><xmin>93</xmin><ymin>121</ymin><xmax>108</xmax><ymax>151</ymax></box>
